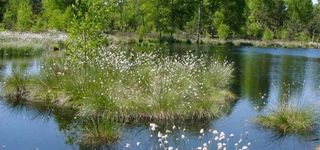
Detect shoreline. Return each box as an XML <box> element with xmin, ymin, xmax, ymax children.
<box><xmin>109</xmin><ymin>32</ymin><xmax>320</xmax><ymax>49</ymax></box>
<box><xmin>1</xmin><ymin>31</ymin><xmax>319</xmax><ymax>50</ymax></box>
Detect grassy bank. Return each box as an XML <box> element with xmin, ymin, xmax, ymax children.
<box><xmin>2</xmin><ymin>46</ymin><xmax>235</xmax><ymax>122</ymax></box>
<box><xmin>256</xmin><ymin>105</ymin><xmax>319</xmax><ymax>135</ymax></box>
<box><xmin>108</xmin><ymin>32</ymin><xmax>320</xmax><ymax>49</ymax></box>
<box><xmin>0</xmin><ymin>31</ymin><xmax>67</xmax><ymax>57</ymax></box>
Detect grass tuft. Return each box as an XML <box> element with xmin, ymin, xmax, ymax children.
<box><xmin>3</xmin><ymin>71</ymin><xmax>31</xmax><ymax>102</ymax></box>
<box><xmin>80</xmin><ymin>119</ymin><xmax>119</xmax><ymax>145</ymax></box>
<box><xmin>256</xmin><ymin>105</ymin><xmax>319</xmax><ymax>135</ymax></box>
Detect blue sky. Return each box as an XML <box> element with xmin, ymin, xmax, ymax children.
<box><xmin>313</xmin><ymin>0</ymin><xmax>318</xmax><ymax>4</ymax></box>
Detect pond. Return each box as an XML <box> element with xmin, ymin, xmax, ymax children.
<box><xmin>1</xmin><ymin>45</ymin><xmax>320</xmax><ymax>150</ymax></box>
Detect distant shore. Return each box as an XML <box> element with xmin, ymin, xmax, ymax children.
<box><xmin>1</xmin><ymin>31</ymin><xmax>319</xmax><ymax>49</ymax></box>
<box><xmin>109</xmin><ymin>32</ymin><xmax>320</xmax><ymax>49</ymax></box>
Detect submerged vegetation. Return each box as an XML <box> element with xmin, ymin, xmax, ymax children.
<box><xmin>256</xmin><ymin>105</ymin><xmax>319</xmax><ymax>135</ymax></box>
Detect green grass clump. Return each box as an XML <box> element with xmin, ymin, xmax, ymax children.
<box><xmin>256</xmin><ymin>105</ymin><xmax>319</xmax><ymax>135</ymax></box>
<box><xmin>3</xmin><ymin>47</ymin><xmax>235</xmax><ymax>121</ymax></box>
<box><xmin>0</xmin><ymin>47</ymin><xmax>45</xmax><ymax>58</ymax></box>
<box><xmin>3</xmin><ymin>71</ymin><xmax>31</xmax><ymax>102</ymax></box>
<box><xmin>80</xmin><ymin>119</ymin><xmax>119</xmax><ymax>145</ymax></box>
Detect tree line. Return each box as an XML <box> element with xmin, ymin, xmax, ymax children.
<box><xmin>0</xmin><ymin>0</ymin><xmax>320</xmax><ymax>41</ymax></box>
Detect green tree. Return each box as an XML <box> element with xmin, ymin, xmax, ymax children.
<box><xmin>0</xmin><ymin>0</ymin><xmax>7</xmax><ymax>22</ymax></box>
<box><xmin>2</xmin><ymin>10</ymin><xmax>15</xmax><ymax>29</ymax></box>
<box><xmin>262</xmin><ymin>28</ymin><xmax>274</xmax><ymax>41</ymax></box>
<box><xmin>285</xmin><ymin>0</ymin><xmax>313</xmax><ymax>38</ymax></box>
<box><xmin>41</xmin><ymin>0</ymin><xmax>72</xmax><ymax>30</ymax></box>
<box><xmin>309</xmin><ymin>3</ymin><xmax>320</xmax><ymax>42</ymax></box>
<box><xmin>246</xmin><ymin>0</ymin><xmax>286</xmax><ymax>39</ymax></box>
<box><xmin>16</xmin><ymin>0</ymin><xmax>34</xmax><ymax>31</ymax></box>
<box><xmin>67</xmin><ymin>0</ymin><xmax>110</xmax><ymax>62</ymax></box>
<box><xmin>217</xmin><ymin>24</ymin><xmax>231</xmax><ymax>39</ymax></box>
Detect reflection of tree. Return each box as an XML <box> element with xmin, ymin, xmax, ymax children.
<box><xmin>278</xmin><ymin>56</ymin><xmax>306</xmax><ymax>105</ymax></box>
<box><xmin>241</xmin><ymin>53</ymin><xmax>271</xmax><ymax>109</ymax></box>
<box><xmin>0</xmin><ymin>62</ymin><xmax>5</xmax><ymax>79</ymax></box>
<box><xmin>2</xmin><ymin>100</ymin><xmax>120</xmax><ymax>148</ymax></box>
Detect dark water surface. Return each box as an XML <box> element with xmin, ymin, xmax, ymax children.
<box><xmin>1</xmin><ymin>45</ymin><xmax>320</xmax><ymax>150</ymax></box>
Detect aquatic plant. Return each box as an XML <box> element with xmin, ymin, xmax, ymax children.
<box><xmin>0</xmin><ymin>47</ymin><xmax>45</xmax><ymax>58</ymax></box>
<box><xmin>256</xmin><ymin>105</ymin><xmax>319</xmax><ymax>135</ymax></box>
<box><xmin>3</xmin><ymin>45</ymin><xmax>234</xmax><ymax>121</ymax></box>
<box><xmin>80</xmin><ymin>119</ymin><xmax>119</xmax><ymax>145</ymax></box>
<box><xmin>2</xmin><ymin>71</ymin><xmax>30</xmax><ymax>102</ymax></box>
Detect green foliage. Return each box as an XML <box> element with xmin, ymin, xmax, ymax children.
<box><xmin>284</xmin><ymin>0</ymin><xmax>313</xmax><ymax>38</ymax></box>
<box><xmin>0</xmin><ymin>23</ymin><xmax>4</xmax><ymax>31</ymax></box>
<box><xmin>42</xmin><ymin>0</ymin><xmax>72</xmax><ymax>30</ymax></box>
<box><xmin>3</xmin><ymin>10</ymin><xmax>15</xmax><ymax>30</ymax></box>
<box><xmin>274</xmin><ymin>28</ymin><xmax>287</xmax><ymax>40</ymax></box>
<box><xmin>16</xmin><ymin>0</ymin><xmax>34</xmax><ymax>31</ymax></box>
<box><xmin>66</xmin><ymin>0</ymin><xmax>109</xmax><ymax>62</ymax></box>
<box><xmin>262</xmin><ymin>28</ymin><xmax>274</xmax><ymax>41</ymax></box>
<box><xmin>217</xmin><ymin>24</ymin><xmax>231</xmax><ymax>40</ymax></box>
<box><xmin>247</xmin><ymin>22</ymin><xmax>262</xmax><ymax>38</ymax></box>
<box><xmin>247</xmin><ymin>0</ymin><xmax>286</xmax><ymax>32</ymax></box>
<box><xmin>0</xmin><ymin>0</ymin><xmax>7</xmax><ymax>22</ymax></box>
<box><xmin>0</xmin><ymin>0</ymin><xmax>319</xmax><ymax>41</ymax></box>
<box><xmin>297</xmin><ymin>31</ymin><xmax>310</xmax><ymax>41</ymax></box>
<box><xmin>285</xmin><ymin>0</ymin><xmax>313</xmax><ymax>26</ymax></box>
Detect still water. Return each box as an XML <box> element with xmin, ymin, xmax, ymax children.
<box><xmin>1</xmin><ymin>45</ymin><xmax>320</xmax><ymax>150</ymax></box>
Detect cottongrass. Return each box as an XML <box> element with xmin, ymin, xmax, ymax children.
<box><xmin>3</xmin><ymin>45</ymin><xmax>234</xmax><ymax>122</ymax></box>
<box><xmin>0</xmin><ymin>31</ymin><xmax>67</xmax><ymax>57</ymax></box>
<box><xmin>0</xmin><ymin>31</ymin><xmax>67</xmax><ymax>42</ymax></box>
<box><xmin>256</xmin><ymin>104</ymin><xmax>319</xmax><ymax>135</ymax></box>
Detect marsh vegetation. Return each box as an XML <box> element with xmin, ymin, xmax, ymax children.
<box><xmin>3</xmin><ymin>46</ymin><xmax>234</xmax><ymax>121</ymax></box>
<box><xmin>257</xmin><ymin>105</ymin><xmax>319</xmax><ymax>135</ymax></box>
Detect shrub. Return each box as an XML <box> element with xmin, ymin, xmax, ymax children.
<box><xmin>3</xmin><ymin>10</ymin><xmax>15</xmax><ymax>30</ymax></box>
<box><xmin>16</xmin><ymin>0</ymin><xmax>33</xmax><ymax>31</ymax></box>
<box><xmin>0</xmin><ymin>23</ymin><xmax>4</xmax><ymax>31</ymax></box>
<box><xmin>297</xmin><ymin>31</ymin><xmax>310</xmax><ymax>42</ymax></box>
<box><xmin>66</xmin><ymin>0</ymin><xmax>110</xmax><ymax>62</ymax></box>
<box><xmin>247</xmin><ymin>22</ymin><xmax>262</xmax><ymax>39</ymax></box>
<box><xmin>262</xmin><ymin>28</ymin><xmax>274</xmax><ymax>41</ymax></box>
<box><xmin>217</xmin><ymin>24</ymin><xmax>231</xmax><ymax>40</ymax></box>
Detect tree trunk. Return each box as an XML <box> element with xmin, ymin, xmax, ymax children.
<box><xmin>197</xmin><ymin>5</ymin><xmax>201</xmax><ymax>43</ymax></box>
